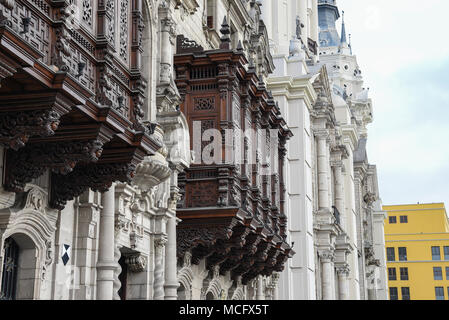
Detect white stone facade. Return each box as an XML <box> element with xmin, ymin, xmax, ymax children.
<box><xmin>265</xmin><ymin>0</ymin><xmax>387</xmax><ymax>300</ymax></box>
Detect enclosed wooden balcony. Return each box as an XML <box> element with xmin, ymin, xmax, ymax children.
<box><xmin>0</xmin><ymin>0</ymin><xmax>161</xmax><ymax>209</ymax></box>
<box><xmin>174</xmin><ymin>19</ymin><xmax>294</xmax><ymax>284</ymax></box>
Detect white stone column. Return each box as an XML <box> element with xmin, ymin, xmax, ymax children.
<box><xmin>320</xmin><ymin>251</ymin><xmax>335</xmax><ymax>300</ymax></box>
<box><xmin>96</xmin><ymin>184</ymin><xmax>116</xmax><ymax>300</ymax></box>
<box><xmin>256</xmin><ymin>275</ymin><xmax>265</xmax><ymax>300</ymax></box>
<box><xmin>153</xmin><ymin>237</ymin><xmax>167</xmax><ymax>300</ymax></box>
<box><xmin>159</xmin><ymin>14</ymin><xmax>175</xmax><ymax>84</ymax></box>
<box><xmin>164</xmin><ymin>215</ymin><xmax>178</xmax><ymax>300</ymax></box>
<box><xmin>333</xmin><ymin>160</ymin><xmax>345</xmax><ymax>228</ymax></box>
<box><xmin>310</xmin><ymin>0</ymin><xmax>319</xmax><ymax>42</ymax></box>
<box><xmin>316</xmin><ymin>131</ymin><xmax>329</xmax><ymax>210</ymax></box>
<box><xmin>336</xmin><ymin>265</ymin><xmax>350</xmax><ymax>300</ymax></box>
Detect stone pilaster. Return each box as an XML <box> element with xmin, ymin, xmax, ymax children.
<box><xmin>319</xmin><ymin>250</ymin><xmax>335</xmax><ymax>300</ymax></box>
<box><xmin>164</xmin><ymin>211</ymin><xmax>179</xmax><ymax>300</ymax></box>
<box><xmin>315</xmin><ymin>130</ymin><xmax>330</xmax><ymax>212</ymax></box>
<box><xmin>336</xmin><ymin>264</ymin><xmax>350</xmax><ymax>300</ymax></box>
<box><xmin>153</xmin><ymin>236</ymin><xmax>168</xmax><ymax>300</ymax></box>
<box><xmin>96</xmin><ymin>184</ymin><xmax>116</xmax><ymax>300</ymax></box>
<box><xmin>256</xmin><ymin>275</ymin><xmax>265</xmax><ymax>300</ymax></box>
<box><xmin>332</xmin><ymin>160</ymin><xmax>345</xmax><ymax>227</ymax></box>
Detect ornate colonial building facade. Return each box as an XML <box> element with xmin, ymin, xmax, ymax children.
<box><xmin>0</xmin><ymin>0</ymin><xmax>292</xmax><ymax>300</ymax></box>
<box><xmin>0</xmin><ymin>0</ymin><xmax>386</xmax><ymax>301</ymax></box>
<box><xmin>264</xmin><ymin>0</ymin><xmax>388</xmax><ymax>299</ymax></box>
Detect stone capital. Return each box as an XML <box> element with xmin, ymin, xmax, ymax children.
<box><xmin>330</xmin><ymin>160</ymin><xmax>344</xmax><ymax>169</ymax></box>
<box><xmin>319</xmin><ymin>250</ymin><xmax>335</xmax><ymax>263</ymax></box>
<box><xmin>336</xmin><ymin>264</ymin><xmax>351</xmax><ymax>277</ymax></box>
<box><xmin>313</xmin><ymin>129</ymin><xmax>329</xmax><ymax>140</ymax></box>
<box><xmin>155</xmin><ymin>235</ymin><xmax>168</xmax><ymax>249</ymax></box>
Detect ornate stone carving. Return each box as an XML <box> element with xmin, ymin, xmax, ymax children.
<box><xmin>42</xmin><ymin>240</ymin><xmax>53</xmax><ymax>280</ymax></box>
<box><xmin>154</xmin><ymin>235</ymin><xmax>168</xmax><ymax>300</ymax></box>
<box><xmin>133</xmin><ymin>155</ymin><xmax>171</xmax><ymax>192</ymax></box>
<box><xmin>336</xmin><ymin>264</ymin><xmax>351</xmax><ymax>276</ymax></box>
<box><xmin>82</xmin><ymin>0</ymin><xmax>93</xmax><ymax>26</ymax></box>
<box><xmin>126</xmin><ymin>254</ymin><xmax>147</xmax><ymax>272</ymax></box>
<box><xmin>319</xmin><ymin>250</ymin><xmax>335</xmax><ymax>263</ymax></box>
<box><xmin>113</xmin><ymin>245</ymin><xmax>122</xmax><ymax>300</ymax></box>
<box><xmin>25</xmin><ymin>186</ymin><xmax>47</xmax><ymax>214</ymax></box>
<box><xmin>0</xmin><ymin>0</ymin><xmax>15</xmax><ymax>10</ymax></box>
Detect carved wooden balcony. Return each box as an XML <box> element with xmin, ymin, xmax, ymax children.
<box><xmin>0</xmin><ymin>0</ymin><xmax>161</xmax><ymax>209</ymax></box>
<box><xmin>174</xmin><ymin>21</ymin><xmax>294</xmax><ymax>284</ymax></box>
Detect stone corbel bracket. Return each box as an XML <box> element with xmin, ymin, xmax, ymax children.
<box><xmin>126</xmin><ymin>254</ymin><xmax>147</xmax><ymax>273</ymax></box>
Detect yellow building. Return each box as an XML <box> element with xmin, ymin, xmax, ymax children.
<box><xmin>383</xmin><ymin>203</ymin><xmax>449</xmax><ymax>300</ymax></box>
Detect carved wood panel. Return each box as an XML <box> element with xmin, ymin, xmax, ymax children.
<box><xmin>185</xmin><ymin>180</ymin><xmax>218</xmax><ymax>208</ymax></box>
<box><xmin>5</xmin><ymin>1</ymin><xmax>51</xmax><ymax>64</ymax></box>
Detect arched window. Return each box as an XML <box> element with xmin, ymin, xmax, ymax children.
<box><xmin>0</xmin><ymin>237</ymin><xmax>19</xmax><ymax>300</ymax></box>
<box><xmin>1</xmin><ymin>234</ymin><xmax>38</xmax><ymax>300</ymax></box>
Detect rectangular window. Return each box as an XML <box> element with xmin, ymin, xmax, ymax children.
<box><xmin>387</xmin><ymin>247</ymin><xmax>395</xmax><ymax>262</ymax></box>
<box><xmin>400</xmin><ymin>267</ymin><xmax>409</xmax><ymax>281</ymax></box>
<box><xmin>446</xmin><ymin>267</ymin><xmax>449</xmax><ymax>280</ymax></box>
<box><xmin>444</xmin><ymin>246</ymin><xmax>449</xmax><ymax>261</ymax></box>
<box><xmin>389</xmin><ymin>287</ymin><xmax>398</xmax><ymax>300</ymax></box>
<box><xmin>389</xmin><ymin>216</ymin><xmax>397</xmax><ymax>224</ymax></box>
<box><xmin>388</xmin><ymin>268</ymin><xmax>397</xmax><ymax>281</ymax></box>
<box><xmin>435</xmin><ymin>287</ymin><xmax>445</xmax><ymax>300</ymax></box>
<box><xmin>434</xmin><ymin>267</ymin><xmax>443</xmax><ymax>280</ymax></box>
<box><xmin>400</xmin><ymin>215</ymin><xmax>408</xmax><ymax>223</ymax></box>
<box><xmin>432</xmin><ymin>246</ymin><xmax>441</xmax><ymax>261</ymax></box>
<box><xmin>398</xmin><ymin>247</ymin><xmax>407</xmax><ymax>261</ymax></box>
<box><xmin>401</xmin><ymin>287</ymin><xmax>410</xmax><ymax>300</ymax></box>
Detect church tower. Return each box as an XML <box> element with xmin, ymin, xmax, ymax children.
<box><xmin>318</xmin><ymin>0</ymin><xmax>341</xmax><ymax>49</ymax></box>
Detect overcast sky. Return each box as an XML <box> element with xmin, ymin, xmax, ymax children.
<box><xmin>339</xmin><ymin>0</ymin><xmax>449</xmax><ymax>207</ymax></box>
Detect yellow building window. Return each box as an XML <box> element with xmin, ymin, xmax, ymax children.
<box><xmin>433</xmin><ymin>267</ymin><xmax>443</xmax><ymax>280</ymax></box>
<box><xmin>444</xmin><ymin>246</ymin><xmax>449</xmax><ymax>260</ymax></box>
<box><xmin>432</xmin><ymin>246</ymin><xmax>441</xmax><ymax>261</ymax></box>
<box><xmin>389</xmin><ymin>287</ymin><xmax>398</xmax><ymax>300</ymax></box>
<box><xmin>401</xmin><ymin>287</ymin><xmax>410</xmax><ymax>300</ymax></box>
<box><xmin>388</xmin><ymin>268</ymin><xmax>397</xmax><ymax>281</ymax></box>
<box><xmin>400</xmin><ymin>267</ymin><xmax>409</xmax><ymax>281</ymax></box>
<box><xmin>435</xmin><ymin>287</ymin><xmax>445</xmax><ymax>300</ymax></box>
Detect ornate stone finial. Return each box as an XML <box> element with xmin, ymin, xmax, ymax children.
<box><xmin>219</xmin><ymin>16</ymin><xmax>231</xmax><ymax>49</ymax></box>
